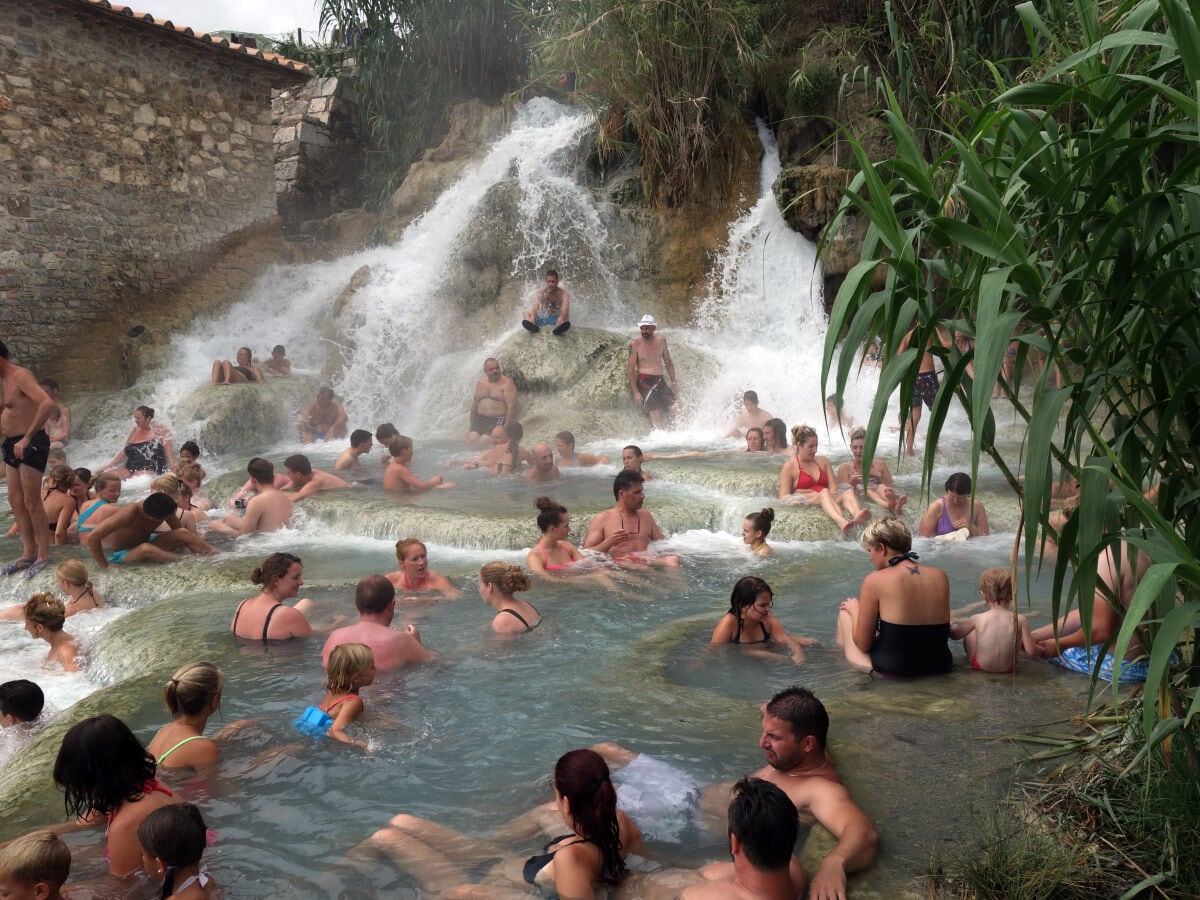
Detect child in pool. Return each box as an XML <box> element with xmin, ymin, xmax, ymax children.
<box><xmin>23</xmin><ymin>593</ymin><xmax>81</xmax><ymax>672</ymax></box>
<box><xmin>950</xmin><ymin>568</ymin><xmax>1038</xmax><ymax>673</ymax></box>
<box><xmin>0</xmin><ymin>831</ymin><xmax>71</xmax><ymax>900</ymax></box>
<box><xmin>138</xmin><ymin>803</ymin><xmax>219</xmax><ymax>899</ymax></box>
<box><xmin>147</xmin><ymin>662</ymin><xmax>223</xmax><ymax>769</ymax></box>
<box><xmin>296</xmin><ymin>642</ymin><xmax>375</xmax><ymax>749</ymax></box>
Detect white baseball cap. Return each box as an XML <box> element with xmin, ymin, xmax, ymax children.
<box><xmin>637</xmin><ymin>315</ymin><xmax>657</xmax><ymax>328</ymax></box>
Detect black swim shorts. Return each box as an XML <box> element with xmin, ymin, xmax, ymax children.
<box><xmin>2</xmin><ymin>430</ymin><xmax>51</xmax><ymax>471</ymax></box>
<box><xmin>470</xmin><ymin>411</ymin><xmax>505</xmax><ymax>435</ymax></box>
<box><xmin>637</xmin><ymin>374</ymin><xmax>676</xmax><ymax>413</ymax></box>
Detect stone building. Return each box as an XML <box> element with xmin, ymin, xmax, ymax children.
<box><xmin>0</xmin><ymin>0</ymin><xmax>311</xmax><ymax>385</ymax></box>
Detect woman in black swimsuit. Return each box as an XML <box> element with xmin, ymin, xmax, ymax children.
<box><xmin>365</xmin><ymin>748</ymin><xmax>642</xmax><ymax>896</ymax></box>
<box><xmin>710</xmin><ymin>576</ymin><xmax>818</xmax><ymax>664</ymax></box>
<box><xmin>230</xmin><ymin>552</ymin><xmax>314</xmax><ymax>641</ymax></box>
<box><xmin>478</xmin><ymin>561</ymin><xmax>541</xmax><ymax>633</ymax></box>
<box><xmin>836</xmin><ymin>516</ymin><xmax>953</xmax><ymax>677</ymax></box>
<box><xmin>101</xmin><ymin>406</ymin><xmax>175</xmax><ymax>479</ymax></box>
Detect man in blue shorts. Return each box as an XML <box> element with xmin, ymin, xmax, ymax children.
<box><xmin>521</xmin><ymin>269</ymin><xmax>571</xmax><ymax>335</ymax></box>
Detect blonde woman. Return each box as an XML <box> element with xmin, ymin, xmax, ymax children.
<box><xmin>386</xmin><ymin>538</ymin><xmax>461</xmax><ymax>598</ymax></box>
<box><xmin>70</xmin><ymin>472</ymin><xmax>121</xmax><ymax>541</ymax></box>
<box><xmin>56</xmin><ymin>560</ymin><xmax>102</xmax><ymax>615</ymax></box>
<box><xmin>23</xmin><ymin>593</ymin><xmax>81</xmax><ymax>672</ymax></box>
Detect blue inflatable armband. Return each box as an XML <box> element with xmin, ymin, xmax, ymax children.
<box><xmin>294</xmin><ymin>705</ymin><xmax>333</xmax><ymax>737</ymax></box>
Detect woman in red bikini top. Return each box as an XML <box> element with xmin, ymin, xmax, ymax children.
<box><xmin>386</xmin><ymin>538</ymin><xmax>461</xmax><ymax>599</ymax></box>
<box><xmin>526</xmin><ymin>497</ymin><xmax>584</xmax><ymax>575</ymax></box>
<box><xmin>36</xmin><ymin>714</ymin><xmax>179</xmax><ymax>876</ymax></box>
<box><xmin>778</xmin><ymin>425</ymin><xmax>871</xmax><ymax>535</ymax></box>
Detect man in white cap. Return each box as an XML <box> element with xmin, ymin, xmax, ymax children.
<box><xmin>626</xmin><ymin>314</ymin><xmax>679</xmax><ymax>428</ymax></box>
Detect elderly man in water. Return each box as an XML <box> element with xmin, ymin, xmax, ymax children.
<box><xmin>322</xmin><ymin>574</ymin><xmax>439</xmax><ymax>670</ymax></box>
<box><xmin>524</xmin><ymin>442</ymin><xmax>561</xmax><ymax>483</ymax></box>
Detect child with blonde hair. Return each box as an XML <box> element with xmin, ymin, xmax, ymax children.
<box><xmin>295</xmin><ymin>642</ymin><xmax>375</xmax><ymax>748</ymax></box>
<box><xmin>0</xmin><ymin>831</ymin><xmax>71</xmax><ymax>899</ymax></box>
<box><xmin>138</xmin><ymin>803</ymin><xmax>219</xmax><ymax>898</ymax></box>
<box><xmin>147</xmin><ymin>662</ymin><xmax>224</xmax><ymax>769</ymax></box>
<box><xmin>23</xmin><ymin>593</ymin><xmax>81</xmax><ymax>672</ymax></box>
<box><xmin>950</xmin><ymin>568</ymin><xmax>1037</xmax><ymax>673</ymax></box>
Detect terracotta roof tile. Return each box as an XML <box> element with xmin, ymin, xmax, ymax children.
<box><xmin>74</xmin><ymin>0</ymin><xmax>315</xmax><ymax>78</ymax></box>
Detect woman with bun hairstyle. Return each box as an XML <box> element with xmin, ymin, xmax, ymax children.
<box><xmin>526</xmin><ymin>496</ymin><xmax>584</xmax><ymax>575</ymax></box>
<box><xmin>710</xmin><ymin>576</ymin><xmax>819</xmax><ymax>664</ymax></box>
<box><xmin>56</xmin><ymin>559</ymin><xmax>103</xmax><ymax>615</ymax></box>
<box><xmin>146</xmin><ymin>662</ymin><xmax>224</xmax><ymax>769</ymax></box>
<box><xmin>742</xmin><ymin>507</ymin><xmax>775</xmax><ymax>556</ymax></box>
<box><xmin>478</xmin><ymin>561</ymin><xmax>541</xmax><ymax>633</ymax></box>
<box><xmin>230</xmin><ymin>552</ymin><xmax>314</xmax><ymax>641</ymax></box>
<box><xmin>367</xmin><ymin>748</ymin><xmax>641</xmax><ymax>896</ymax></box>
<box><xmin>24</xmin><ymin>593</ymin><xmax>81</xmax><ymax>671</ymax></box>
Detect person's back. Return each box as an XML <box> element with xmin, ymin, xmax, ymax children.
<box><xmin>243</xmin><ymin>488</ymin><xmax>294</xmax><ymax>533</ymax></box>
<box><xmin>955</xmin><ymin>567</ymin><xmax>1036</xmax><ymax>672</ymax></box>
<box><xmin>322</xmin><ymin>574</ymin><xmax>438</xmax><ymax>669</ymax></box>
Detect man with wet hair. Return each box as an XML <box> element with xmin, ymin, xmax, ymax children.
<box><xmin>467</xmin><ymin>358</ymin><xmax>517</xmax><ymax>445</ymax></box>
<box><xmin>682</xmin><ymin>777</ymin><xmax>807</xmax><ymax>899</ymax></box>
<box><xmin>299</xmin><ymin>385</ymin><xmax>348</xmax><ymax>442</ymax></box>
<box><xmin>87</xmin><ymin>492</ymin><xmax>217</xmax><ymax>568</ymax></box>
<box><xmin>0</xmin><ymin>341</ymin><xmax>57</xmax><ymax>577</ymax></box>
<box><xmin>209</xmin><ymin>458</ymin><xmax>294</xmax><ymax>536</ymax></box>
<box><xmin>583</xmin><ymin>470</ymin><xmax>679</xmax><ymax>566</ymax></box>
<box><xmin>726</xmin><ymin>390</ymin><xmax>773</xmax><ymax>438</ymax></box>
<box><xmin>322</xmin><ymin>574</ymin><xmax>439</xmax><ymax>670</ymax></box>
<box><xmin>521</xmin><ymin>268</ymin><xmax>571</xmax><ymax>335</ymax></box>
<box><xmin>284</xmin><ymin>453</ymin><xmax>349</xmax><ymax>499</ymax></box>
<box><xmin>336</xmin><ymin>429</ymin><xmax>374</xmax><ymax>470</ymax></box>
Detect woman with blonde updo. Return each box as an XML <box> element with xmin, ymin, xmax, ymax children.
<box><xmin>386</xmin><ymin>538</ymin><xmax>461</xmax><ymax>598</ymax></box>
<box><xmin>231</xmin><ymin>552</ymin><xmax>314</xmax><ymax>641</ymax></box>
<box><xmin>778</xmin><ymin>424</ymin><xmax>870</xmax><ymax>535</ymax></box>
<box><xmin>56</xmin><ymin>559</ymin><xmax>103</xmax><ymax>615</ymax></box>
<box><xmin>23</xmin><ymin>593</ymin><xmax>81</xmax><ymax>672</ymax></box>
<box><xmin>478</xmin><ymin>561</ymin><xmax>541</xmax><ymax>633</ymax></box>
<box><xmin>526</xmin><ymin>496</ymin><xmax>584</xmax><ymax>575</ymax></box>
<box><xmin>836</xmin><ymin>517</ymin><xmax>952</xmax><ymax>677</ymax></box>
<box><xmin>70</xmin><ymin>471</ymin><xmax>122</xmax><ymax>540</ymax></box>
<box><xmin>146</xmin><ymin>662</ymin><xmax>224</xmax><ymax>769</ymax></box>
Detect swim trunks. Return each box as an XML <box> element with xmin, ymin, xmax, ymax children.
<box><xmin>912</xmin><ymin>370</ymin><xmax>939</xmax><ymax>410</ymax></box>
<box><xmin>636</xmin><ymin>374</ymin><xmax>676</xmax><ymax>412</ymax></box>
<box><xmin>2</xmin><ymin>431</ymin><xmax>50</xmax><ymax>471</ymax></box>
<box><xmin>1051</xmin><ymin>644</ymin><xmax>1150</xmax><ymax>684</ymax></box>
<box><xmin>536</xmin><ymin>314</ymin><xmax>558</xmax><ymax>327</ymax></box>
<box><xmin>470</xmin><ymin>411</ymin><xmax>505</xmax><ymax>435</ymax></box>
<box><xmin>106</xmin><ymin>549</ymin><xmax>128</xmax><ymax>565</ymax></box>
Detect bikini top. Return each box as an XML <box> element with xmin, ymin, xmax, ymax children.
<box><xmin>733</xmin><ymin>615</ymin><xmax>772</xmax><ymax>644</ymax></box>
<box><xmin>76</xmin><ymin>498</ymin><xmax>108</xmax><ymax>533</ymax></box>
<box><xmin>793</xmin><ymin>464</ymin><xmax>828</xmax><ymax>492</ymax></box>
<box><xmin>65</xmin><ymin>585</ymin><xmax>97</xmax><ymax>608</ymax></box>
<box><xmin>174</xmin><ymin>866</ymin><xmax>212</xmax><ymax>894</ymax></box>
<box><xmin>523</xmin><ymin>834</ymin><xmax>593</xmax><ymax>886</ymax></box>
<box><xmin>232</xmin><ymin>600</ymin><xmax>282</xmax><ymax>642</ymax></box>
<box><xmin>106</xmin><ymin>779</ymin><xmax>173</xmax><ymax>862</ymax></box>
<box><xmin>156</xmin><ymin>734</ymin><xmax>206</xmax><ymax>766</ymax></box>
<box><xmin>537</xmin><ymin>539</ymin><xmax>569</xmax><ymax>571</ymax></box>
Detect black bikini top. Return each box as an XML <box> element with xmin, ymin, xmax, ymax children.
<box><xmin>887</xmin><ymin>550</ymin><xmax>920</xmax><ymax>567</ymax></box>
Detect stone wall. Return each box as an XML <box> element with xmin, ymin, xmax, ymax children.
<box><xmin>0</xmin><ymin>0</ymin><xmax>308</xmax><ymax>385</ymax></box>
<box><xmin>273</xmin><ymin>75</ymin><xmax>365</xmax><ymax>238</ymax></box>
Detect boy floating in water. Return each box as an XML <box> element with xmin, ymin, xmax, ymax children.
<box><xmin>950</xmin><ymin>568</ymin><xmax>1037</xmax><ymax>673</ymax></box>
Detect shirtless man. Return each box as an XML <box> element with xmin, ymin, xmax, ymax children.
<box><xmin>283</xmin><ymin>453</ymin><xmax>350</xmax><ymax>499</ymax></box>
<box><xmin>898</xmin><ymin>326</ymin><xmax>942</xmax><ymax>456</ymax></box>
<box><xmin>731</xmin><ymin>686</ymin><xmax>878</xmax><ymax>900</ymax></box>
<box><xmin>554</xmin><ymin>430</ymin><xmax>608</xmax><ymax>467</ymax></box>
<box><xmin>521</xmin><ymin>269</ymin><xmax>571</xmax><ymax>335</ymax></box>
<box><xmin>86</xmin><ymin>492</ymin><xmax>217</xmax><ymax>568</ymax></box>
<box><xmin>466</xmin><ymin>358</ymin><xmax>517</xmax><ymax>445</ymax></box>
<box><xmin>583</xmin><ymin>470</ymin><xmax>679</xmax><ymax>566</ymax></box>
<box><xmin>725</xmin><ymin>391</ymin><xmax>773</xmax><ymax>438</ymax></box>
<box><xmin>299</xmin><ymin>386</ymin><xmax>348</xmax><ymax>443</ymax></box>
<box><xmin>321</xmin><ymin>574</ymin><xmax>439</xmax><ymax>670</ymax></box>
<box><xmin>627</xmin><ymin>315</ymin><xmax>679</xmax><ymax>428</ymax></box>
<box><xmin>208</xmin><ymin>458</ymin><xmax>294</xmax><ymax>536</ymax></box>
<box><xmin>681</xmin><ymin>778</ymin><xmax>808</xmax><ymax>900</ymax></box>
<box><xmin>39</xmin><ymin>378</ymin><xmax>70</xmax><ymax>449</ymax></box>
<box><xmin>1032</xmin><ymin>541</ymin><xmax>1151</xmax><ymax>681</ymax></box>
<box><xmin>335</xmin><ymin>429</ymin><xmax>373</xmax><ymax>470</ymax></box>
<box><xmin>523</xmin><ymin>442</ymin><xmax>561</xmax><ymax>483</ymax></box>
<box><xmin>0</xmin><ymin>342</ymin><xmax>58</xmax><ymax>577</ymax></box>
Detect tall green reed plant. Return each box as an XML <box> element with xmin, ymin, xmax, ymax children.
<box><xmin>823</xmin><ymin>0</ymin><xmax>1200</xmax><ymax>768</ymax></box>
